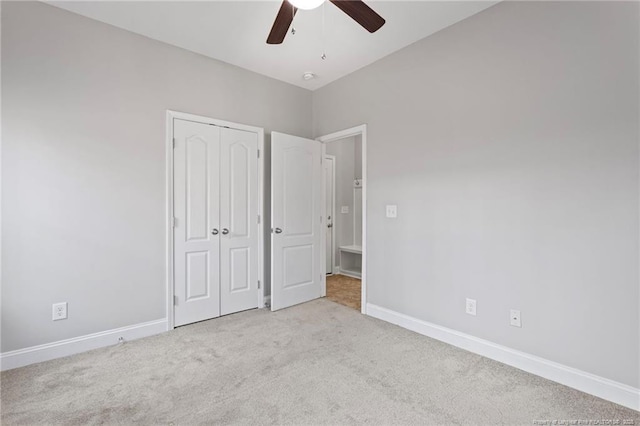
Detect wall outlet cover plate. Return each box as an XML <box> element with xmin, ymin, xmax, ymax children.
<box><xmin>386</xmin><ymin>205</ymin><xmax>397</xmax><ymax>218</ymax></box>
<box><xmin>510</xmin><ymin>309</ymin><xmax>522</xmax><ymax>327</ymax></box>
<box><xmin>52</xmin><ymin>302</ymin><xmax>68</xmax><ymax>321</ymax></box>
<box><xmin>465</xmin><ymin>298</ymin><xmax>476</xmax><ymax>316</ymax></box>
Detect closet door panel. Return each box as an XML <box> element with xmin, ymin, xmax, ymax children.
<box><xmin>220</xmin><ymin>127</ymin><xmax>259</xmax><ymax>315</ymax></box>
<box><xmin>173</xmin><ymin>119</ymin><xmax>221</xmax><ymax>326</ymax></box>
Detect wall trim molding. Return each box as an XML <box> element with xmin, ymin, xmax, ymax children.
<box><xmin>317</xmin><ymin>124</ymin><xmax>368</xmax><ymax>314</ymax></box>
<box><xmin>0</xmin><ymin>319</ymin><xmax>167</xmax><ymax>371</ymax></box>
<box><xmin>366</xmin><ymin>303</ymin><xmax>639</xmax><ymax>411</ymax></box>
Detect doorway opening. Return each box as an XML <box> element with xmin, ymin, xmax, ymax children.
<box><xmin>318</xmin><ymin>126</ymin><xmax>367</xmax><ymax>313</ymax></box>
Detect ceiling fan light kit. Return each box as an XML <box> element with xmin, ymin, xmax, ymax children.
<box><xmin>267</xmin><ymin>0</ymin><xmax>386</xmax><ymax>45</ymax></box>
<box><xmin>289</xmin><ymin>0</ymin><xmax>325</xmax><ymax>10</ymax></box>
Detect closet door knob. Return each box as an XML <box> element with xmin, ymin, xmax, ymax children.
<box><xmin>222</xmin><ymin>228</ymin><xmax>229</xmax><ymax>235</ymax></box>
<box><xmin>211</xmin><ymin>228</ymin><xmax>219</xmax><ymax>235</ymax></box>
<box><xmin>275</xmin><ymin>228</ymin><xmax>283</xmax><ymax>234</ymax></box>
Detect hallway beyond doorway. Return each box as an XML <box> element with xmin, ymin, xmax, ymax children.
<box><xmin>326</xmin><ymin>274</ymin><xmax>361</xmax><ymax>310</ymax></box>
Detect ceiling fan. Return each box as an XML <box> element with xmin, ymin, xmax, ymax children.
<box><xmin>267</xmin><ymin>0</ymin><xmax>385</xmax><ymax>45</ymax></box>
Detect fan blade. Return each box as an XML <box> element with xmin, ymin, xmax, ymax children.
<box><xmin>267</xmin><ymin>1</ymin><xmax>298</xmax><ymax>44</ymax></box>
<box><xmin>329</xmin><ymin>0</ymin><xmax>385</xmax><ymax>33</ymax></box>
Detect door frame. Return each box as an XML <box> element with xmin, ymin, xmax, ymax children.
<box><xmin>165</xmin><ymin>110</ymin><xmax>265</xmax><ymax>330</ymax></box>
<box><xmin>317</xmin><ymin>125</ymin><xmax>367</xmax><ymax>314</ymax></box>
<box><xmin>324</xmin><ymin>154</ymin><xmax>337</xmax><ymax>276</ymax></box>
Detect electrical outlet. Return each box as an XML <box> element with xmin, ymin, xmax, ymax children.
<box><xmin>341</xmin><ymin>206</ymin><xmax>349</xmax><ymax>214</ymax></box>
<box><xmin>386</xmin><ymin>205</ymin><xmax>397</xmax><ymax>218</ymax></box>
<box><xmin>465</xmin><ymin>298</ymin><xmax>476</xmax><ymax>316</ymax></box>
<box><xmin>52</xmin><ymin>302</ymin><xmax>67</xmax><ymax>321</ymax></box>
<box><xmin>510</xmin><ymin>309</ymin><xmax>521</xmax><ymax>327</ymax></box>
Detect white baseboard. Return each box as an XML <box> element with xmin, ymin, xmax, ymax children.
<box><xmin>333</xmin><ymin>266</ymin><xmax>340</xmax><ymax>275</ymax></box>
<box><xmin>339</xmin><ymin>271</ymin><xmax>362</xmax><ymax>279</ymax></box>
<box><xmin>0</xmin><ymin>318</ymin><xmax>167</xmax><ymax>371</ymax></box>
<box><xmin>366</xmin><ymin>303</ymin><xmax>639</xmax><ymax>411</ymax></box>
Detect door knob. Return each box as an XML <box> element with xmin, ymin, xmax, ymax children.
<box><xmin>275</xmin><ymin>228</ymin><xmax>283</xmax><ymax>234</ymax></box>
<box><xmin>211</xmin><ymin>228</ymin><xmax>219</xmax><ymax>235</ymax></box>
<box><xmin>222</xmin><ymin>228</ymin><xmax>229</xmax><ymax>235</ymax></box>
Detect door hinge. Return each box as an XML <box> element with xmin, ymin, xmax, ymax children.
<box><xmin>257</xmin><ymin>280</ymin><xmax>261</xmax><ymax>289</ymax></box>
<box><xmin>258</xmin><ymin>215</ymin><xmax>261</xmax><ymax>224</ymax></box>
<box><xmin>172</xmin><ymin>217</ymin><xmax>177</xmax><ymax>228</ymax></box>
<box><xmin>172</xmin><ymin>138</ymin><xmax>176</xmax><ymax>148</ymax></box>
<box><xmin>257</xmin><ymin>149</ymin><xmax>260</xmax><ymax>159</ymax></box>
<box><xmin>174</xmin><ymin>295</ymin><xmax>178</xmax><ymax>305</ymax></box>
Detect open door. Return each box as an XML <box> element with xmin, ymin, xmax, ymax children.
<box><xmin>271</xmin><ymin>132</ymin><xmax>323</xmax><ymax>311</ymax></box>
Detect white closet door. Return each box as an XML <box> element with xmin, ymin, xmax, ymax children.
<box><xmin>174</xmin><ymin>119</ymin><xmax>221</xmax><ymax>326</ymax></box>
<box><xmin>219</xmin><ymin>127</ymin><xmax>259</xmax><ymax>315</ymax></box>
<box><xmin>271</xmin><ymin>132</ymin><xmax>323</xmax><ymax>311</ymax></box>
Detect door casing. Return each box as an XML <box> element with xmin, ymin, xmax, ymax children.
<box><xmin>317</xmin><ymin>125</ymin><xmax>367</xmax><ymax>314</ymax></box>
<box><xmin>166</xmin><ymin>110</ymin><xmax>265</xmax><ymax>330</ymax></box>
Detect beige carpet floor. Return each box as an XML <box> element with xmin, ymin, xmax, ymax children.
<box><xmin>1</xmin><ymin>299</ymin><xmax>638</xmax><ymax>425</ymax></box>
<box><xmin>326</xmin><ymin>274</ymin><xmax>361</xmax><ymax>311</ymax></box>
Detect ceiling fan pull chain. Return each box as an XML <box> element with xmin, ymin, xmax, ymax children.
<box><xmin>321</xmin><ymin>1</ymin><xmax>327</xmax><ymax>60</ymax></box>
<box><xmin>291</xmin><ymin>3</ymin><xmax>296</xmax><ymax>35</ymax></box>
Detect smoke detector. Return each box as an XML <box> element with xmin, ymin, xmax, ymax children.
<box><xmin>302</xmin><ymin>72</ymin><xmax>316</xmax><ymax>81</ymax></box>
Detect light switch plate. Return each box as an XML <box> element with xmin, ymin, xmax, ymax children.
<box><xmin>386</xmin><ymin>205</ymin><xmax>397</xmax><ymax>218</ymax></box>
<box><xmin>341</xmin><ymin>206</ymin><xmax>349</xmax><ymax>214</ymax></box>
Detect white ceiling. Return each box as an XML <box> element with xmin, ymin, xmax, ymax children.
<box><xmin>49</xmin><ymin>1</ymin><xmax>498</xmax><ymax>91</ymax></box>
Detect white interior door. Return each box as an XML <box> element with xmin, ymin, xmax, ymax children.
<box><xmin>219</xmin><ymin>127</ymin><xmax>259</xmax><ymax>315</ymax></box>
<box><xmin>271</xmin><ymin>132</ymin><xmax>323</xmax><ymax>311</ymax></box>
<box><xmin>173</xmin><ymin>119</ymin><xmax>221</xmax><ymax>326</ymax></box>
<box><xmin>324</xmin><ymin>156</ymin><xmax>335</xmax><ymax>275</ymax></box>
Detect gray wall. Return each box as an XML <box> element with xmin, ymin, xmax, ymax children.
<box><xmin>1</xmin><ymin>1</ymin><xmax>311</xmax><ymax>352</ymax></box>
<box><xmin>313</xmin><ymin>1</ymin><xmax>640</xmax><ymax>388</ymax></box>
